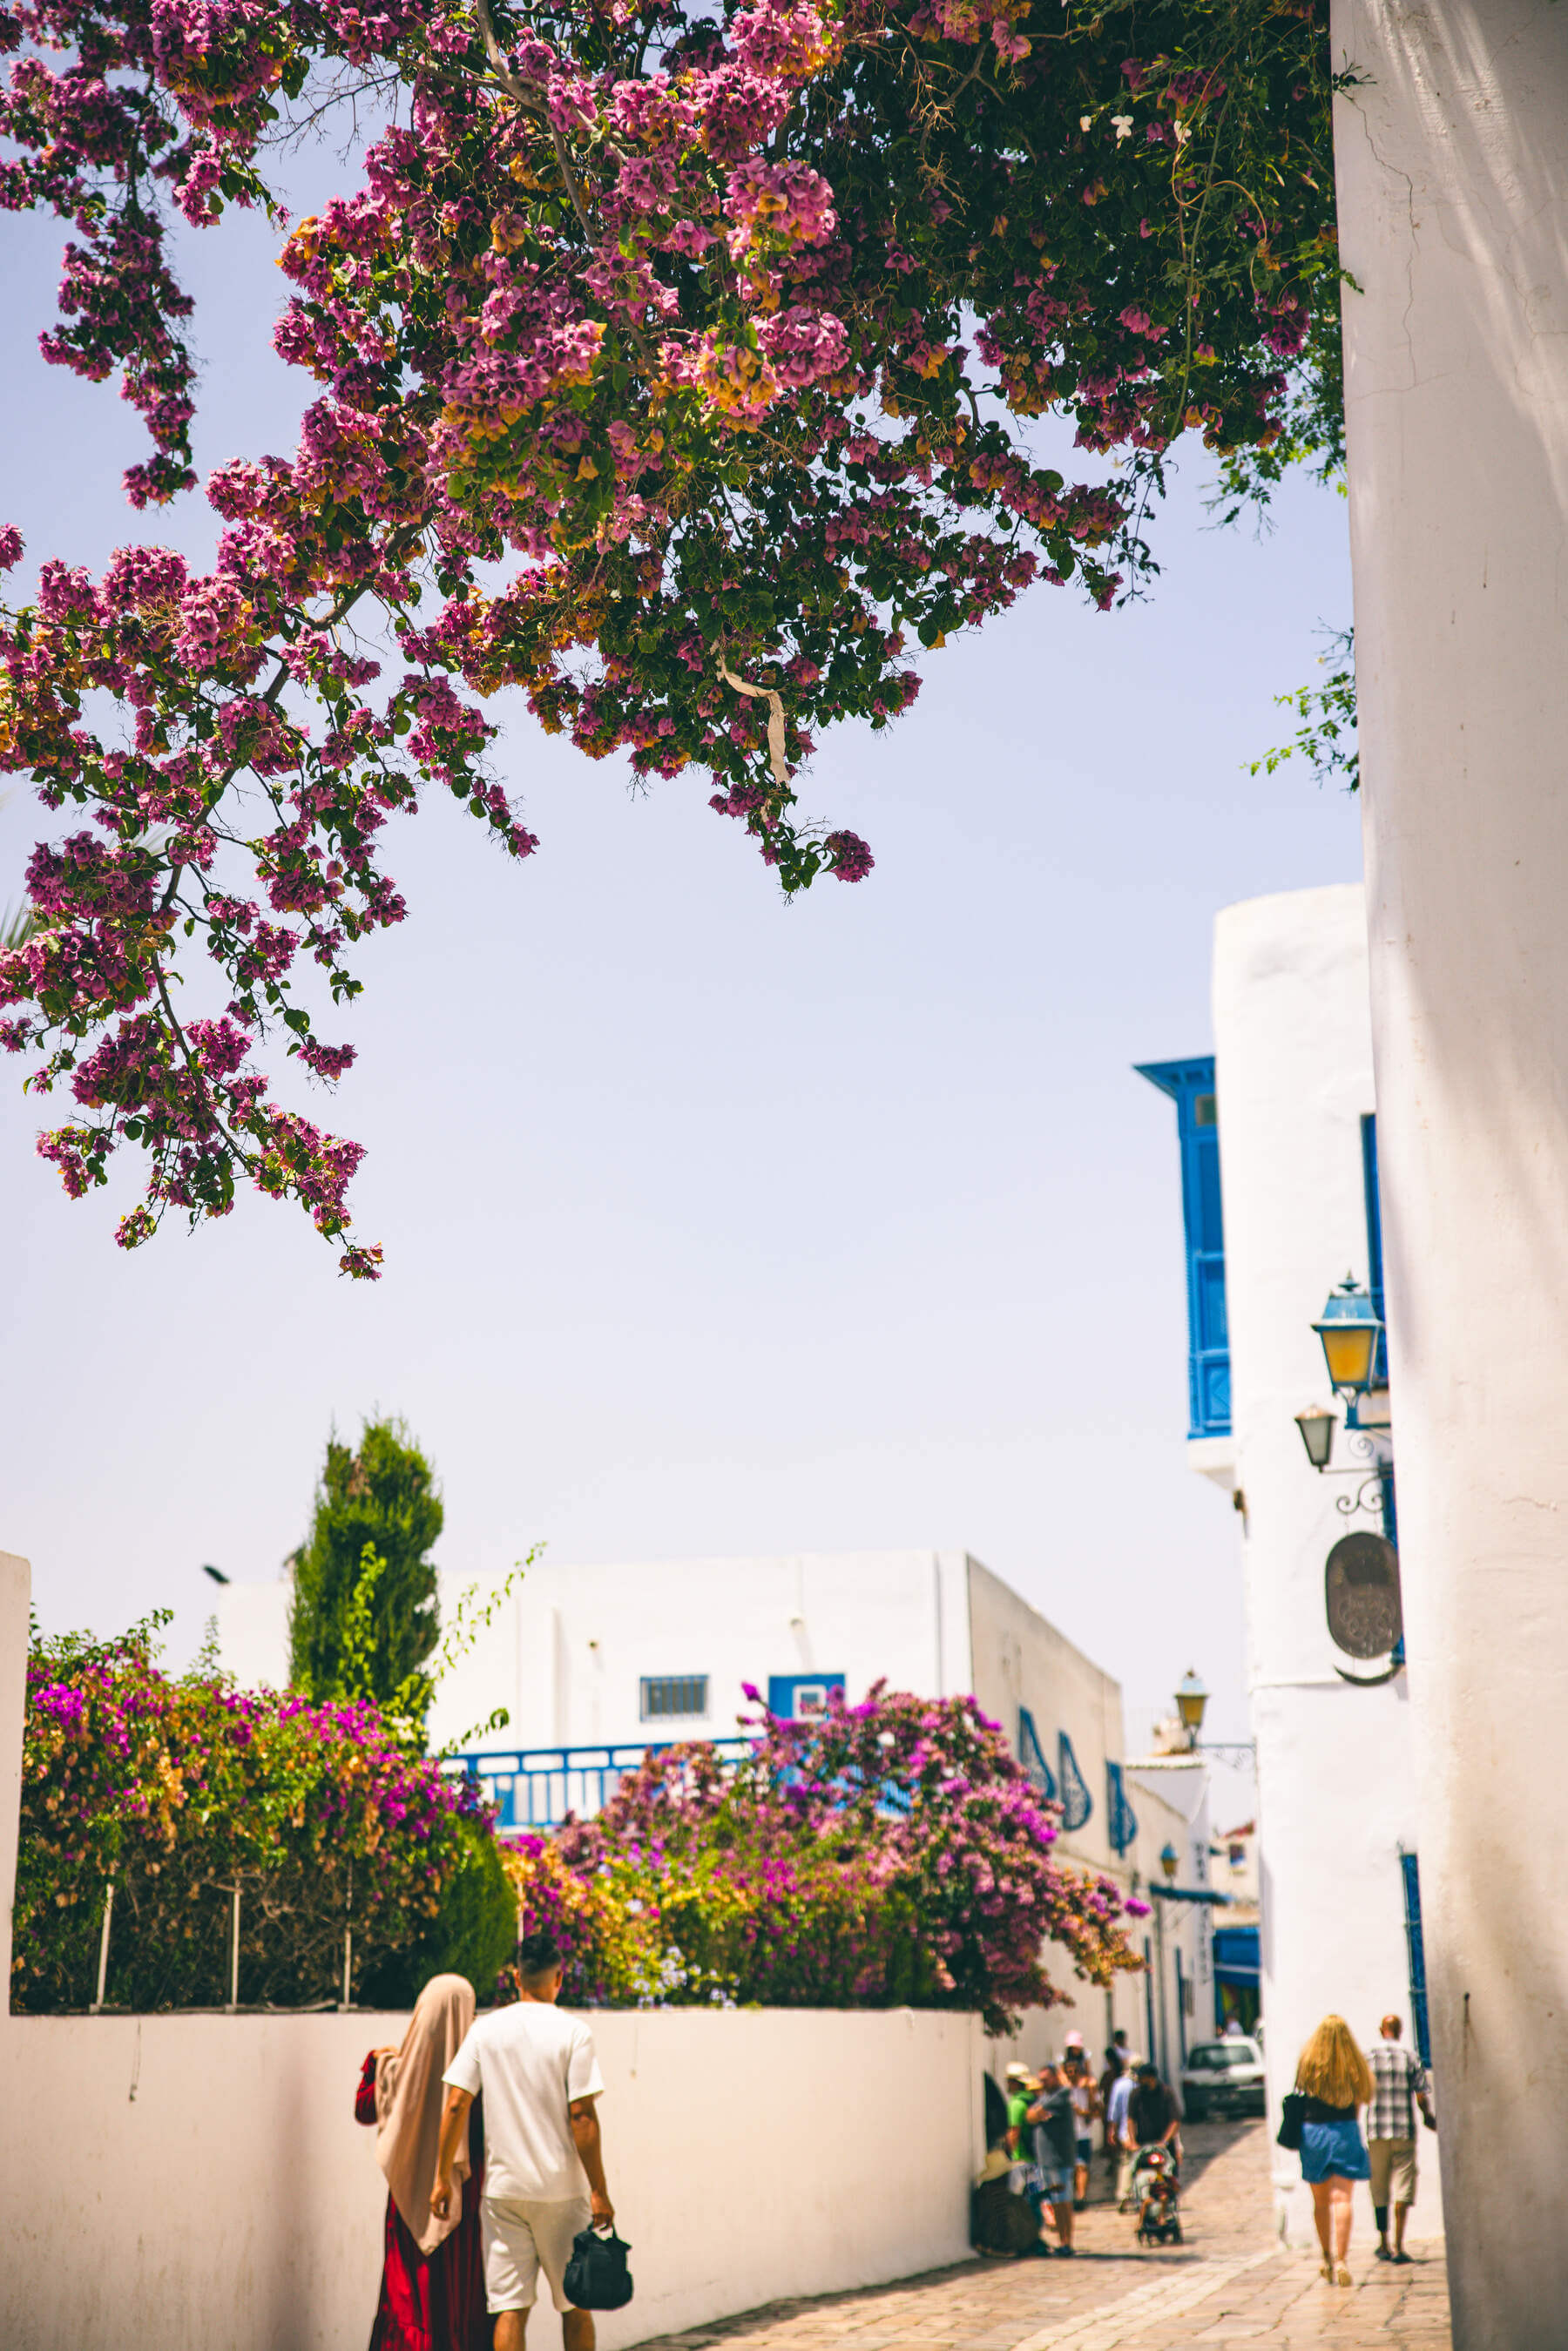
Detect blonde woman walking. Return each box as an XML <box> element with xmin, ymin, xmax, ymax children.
<box><xmin>1292</xmin><ymin>2017</ymin><xmax>1374</xmax><ymax>2285</ymax></box>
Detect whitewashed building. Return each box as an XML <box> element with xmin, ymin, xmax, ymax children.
<box><xmin>220</xmin><ymin>1548</ymin><xmax>1210</xmax><ymax>2077</ymax></box>
<box><xmin>1139</xmin><ymin>882</ymin><xmax>1440</xmax><ymax>2246</ymax></box>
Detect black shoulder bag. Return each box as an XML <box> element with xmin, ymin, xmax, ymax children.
<box><xmin>1276</xmin><ymin>2091</ymin><xmax>1306</xmax><ymax>2151</ymax></box>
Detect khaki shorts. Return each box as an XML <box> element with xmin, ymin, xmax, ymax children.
<box><xmin>482</xmin><ymin>2195</ymin><xmax>591</xmax><ymax>2314</ymax></box>
<box><xmin>1369</xmin><ymin>2138</ymin><xmax>1417</xmax><ymax>2207</ymax></box>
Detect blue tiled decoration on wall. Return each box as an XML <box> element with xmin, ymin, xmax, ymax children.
<box><xmin>1107</xmin><ymin>1760</ymin><xmax>1139</xmax><ymax>1855</ymax></box>
<box><xmin>1058</xmin><ymin>1733</ymin><xmax>1093</xmax><ymax>1833</ymax></box>
<box><xmin>1136</xmin><ymin>1057</ymin><xmax>1231</xmax><ymax>1439</ymax></box>
<box><xmin>1017</xmin><ymin>1707</ymin><xmax>1058</xmax><ymax>1802</ymax></box>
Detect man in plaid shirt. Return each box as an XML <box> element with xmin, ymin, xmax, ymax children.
<box><xmin>1366</xmin><ymin>2014</ymin><xmax>1436</xmax><ymax>2262</ymax></box>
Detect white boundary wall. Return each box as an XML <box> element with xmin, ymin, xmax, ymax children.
<box><xmin>0</xmin><ymin>1555</ymin><xmax>984</xmax><ymax>2351</ymax></box>
<box><xmin>0</xmin><ymin>2004</ymin><xmax>982</xmax><ymax>2351</ymax></box>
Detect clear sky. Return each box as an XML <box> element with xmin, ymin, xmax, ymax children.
<box><xmin>2</xmin><ymin>137</ymin><xmax>1362</xmax><ymax>1825</ymax></box>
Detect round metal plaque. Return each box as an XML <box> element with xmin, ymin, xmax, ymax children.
<box><xmin>1325</xmin><ymin>1531</ymin><xmax>1402</xmax><ymax>1660</ymax></box>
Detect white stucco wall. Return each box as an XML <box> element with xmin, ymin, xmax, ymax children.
<box><xmin>967</xmin><ymin>1560</ymin><xmax>1125</xmax><ymax>1881</ymax></box>
<box><xmin>1126</xmin><ymin>1762</ymin><xmax>1215</xmax><ymax>2093</ymax></box>
<box><xmin>1332</xmin><ymin>4</ymin><xmax>1568</xmax><ymax>2339</ymax></box>
<box><xmin>1212</xmin><ymin>885</ymin><xmax>1437</xmax><ymax>2245</ymax></box>
<box><xmin>965</xmin><ymin>1564</ymin><xmax>1191</xmax><ymax>2068</ymax></box>
<box><xmin>0</xmin><ymin>2004</ymin><xmax>981</xmax><ymax>2351</ymax></box>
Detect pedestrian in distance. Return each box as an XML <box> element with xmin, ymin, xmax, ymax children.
<box><xmin>1128</xmin><ymin>2062</ymin><xmax>1181</xmax><ymax>2171</ymax></box>
<box><xmin>1365</xmin><ymin>2015</ymin><xmax>1435</xmax><ymax>2265</ymax></box>
<box><xmin>1105</xmin><ymin>2057</ymin><xmax>1137</xmax><ymax>2209</ymax></box>
<box><xmin>1002</xmin><ymin>2063</ymin><xmax>1048</xmax><ymax>2247</ymax></box>
<box><xmin>1291</xmin><ymin>2015</ymin><xmax>1374</xmax><ymax>2287</ymax></box>
<box><xmin>357</xmin><ymin>1972</ymin><xmax>488</xmax><ymax>2351</ymax></box>
<box><xmin>432</xmin><ymin>1931</ymin><xmax>615</xmax><ymax>2351</ymax></box>
<box><xmin>1062</xmin><ymin>2045</ymin><xmax>1101</xmax><ymax>2212</ymax></box>
<box><xmin>1098</xmin><ymin>2045</ymin><xmax>1125</xmax><ymax>2189</ymax></box>
<box><xmin>1025</xmin><ymin>2062</ymin><xmax>1080</xmax><ymax>2256</ymax></box>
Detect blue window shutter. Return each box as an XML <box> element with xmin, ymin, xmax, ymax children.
<box><xmin>1058</xmin><ymin>1732</ymin><xmax>1093</xmax><ymax>1833</ymax></box>
<box><xmin>1360</xmin><ymin>1113</ymin><xmax>1397</xmax><ymax>1543</ymax></box>
<box><xmin>1018</xmin><ymin>1707</ymin><xmax>1057</xmax><ymax>1802</ymax></box>
<box><xmin>1135</xmin><ymin>1058</ymin><xmax>1231</xmax><ymax>1438</ymax></box>
<box><xmin>1400</xmin><ymin>1852</ymin><xmax>1430</xmax><ymax>2067</ymax></box>
<box><xmin>1362</xmin><ymin>1114</ymin><xmax>1388</xmax><ymax>1381</ymax></box>
<box><xmin>1107</xmin><ymin>1760</ymin><xmax>1139</xmax><ymax>1855</ymax></box>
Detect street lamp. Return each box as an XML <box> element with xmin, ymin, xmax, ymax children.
<box><xmin>1159</xmin><ymin>1842</ymin><xmax>1179</xmax><ymax>1881</ymax></box>
<box><xmin>1312</xmin><ymin>1276</ymin><xmax>1383</xmax><ymax>1397</ymax></box>
<box><xmin>1294</xmin><ymin>1405</ymin><xmax>1337</xmax><ymax>1472</ymax></box>
<box><xmin>1167</xmin><ymin>1667</ymin><xmax>1255</xmax><ymax>1767</ymax></box>
<box><xmin>1174</xmin><ymin>1669</ymin><xmax>1208</xmax><ymax>1746</ymax></box>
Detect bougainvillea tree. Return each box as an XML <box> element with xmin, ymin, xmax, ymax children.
<box><xmin>0</xmin><ymin>0</ymin><xmax>1341</xmax><ymax>1270</ymax></box>
<box><xmin>502</xmin><ymin>1682</ymin><xmax>1146</xmax><ymax>2030</ymax></box>
<box><xmin>15</xmin><ymin>1614</ymin><xmax>515</xmax><ymax>2009</ymax></box>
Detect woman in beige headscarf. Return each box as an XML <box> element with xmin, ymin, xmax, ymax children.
<box><xmin>355</xmin><ymin>1973</ymin><xmax>488</xmax><ymax>2351</ymax></box>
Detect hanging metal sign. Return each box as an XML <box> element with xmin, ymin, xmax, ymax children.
<box><xmin>1325</xmin><ymin>1530</ymin><xmax>1403</xmax><ymax>1660</ymax></box>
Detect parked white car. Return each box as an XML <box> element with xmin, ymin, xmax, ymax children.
<box><xmin>1179</xmin><ymin>2037</ymin><xmax>1267</xmax><ymax>2120</ymax></box>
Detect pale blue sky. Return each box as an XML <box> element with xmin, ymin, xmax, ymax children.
<box><xmin>2</xmin><ymin>143</ymin><xmax>1362</xmax><ymax>1814</ymax></box>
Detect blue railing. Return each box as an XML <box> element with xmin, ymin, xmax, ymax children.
<box><xmin>443</xmin><ymin>1739</ymin><xmax>754</xmax><ymax>1834</ymax></box>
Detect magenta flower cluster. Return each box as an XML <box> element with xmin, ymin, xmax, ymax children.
<box><xmin>512</xmin><ymin>1681</ymin><xmax>1146</xmax><ymax>2033</ymax></box>
<box><xmin>0</xmin><ymin>0</ymin><xmax>1338</xmax><ymax>1271</ymax></box>
<box><xmin>14</xmin><ymin>1619</ymin><xmax>495</xmax><ymax>2011</ymax></box>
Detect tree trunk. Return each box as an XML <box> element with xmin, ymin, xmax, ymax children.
<box><xmin>1333</xmin><ymin>4</ymin><xmax>1568</xmax><ymax>2344</ymax></box>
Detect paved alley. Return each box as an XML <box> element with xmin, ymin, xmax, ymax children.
<box><xmin>634</xmin><ymin>2121</ymin><xmax>1450</xmax><ymax>2351</ymax></box>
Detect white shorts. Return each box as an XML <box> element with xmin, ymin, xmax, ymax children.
<box><xmin>482</xmin><ymin>2195</ymin><xmax>591</xmax><ymax>2314</ymax></box>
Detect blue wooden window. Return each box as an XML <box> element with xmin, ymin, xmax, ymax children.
<box><xmin>1136</xmin><ymin>1057</ymin><xmax>1231</xmax><ymax>1438</ymax></box>
<box><xmin>1107</xmin><ymin>1760</ymin><xmax>1139</xmax><ymax>1855</ymax></box>
<box><xmin>767</xmin><ymin>1672</ymin><xmax>845</xmax><ymax>1720</ymax></box>
<box><xmin>640</xmin><ymin>1673</ymin><xmax>708</xmax><ymax>1721</ymax></box>
<box><xmin>1017</xmin><ymin>1707</ymin><xmax>1057</xmax><ymax>1801</ymax></box>
<box><xmin>1400</xmin><ymin>1852</ymin><xmax>1431</xmax><ymax>2066</ymax></box>
<box><xmin>1058</xmin><ymin>1732</ymin><xmax>1093</xmax><ymax>1832</ymax></box>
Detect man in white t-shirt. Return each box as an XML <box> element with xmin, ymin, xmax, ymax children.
<box><xmin>432</xmin><ymin>1931</ymin><xmax>614</xmax><ymax>2351</ymax></box>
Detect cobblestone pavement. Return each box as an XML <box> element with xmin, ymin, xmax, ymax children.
<box><xmin>636</xmin><ymin>2121</ymin><xmax>1450</xmax><ymax>2351</ymax></box>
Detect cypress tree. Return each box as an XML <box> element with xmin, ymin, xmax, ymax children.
<box><xmin>287</xmin><ymin>1417</ymin><xmax>443</xmax><ymax>1729</ymax></box>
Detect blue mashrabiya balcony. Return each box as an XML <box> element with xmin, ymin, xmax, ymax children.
<box><xmin>1135</xmin><ymin>1056</ymin><xmax>1231</xmax><ymax>1441</ymax></box>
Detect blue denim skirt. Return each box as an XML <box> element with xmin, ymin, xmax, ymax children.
<box><xmin>1301</xmin><ymin>2117</ymin><xmax>1370</xmax><ymax>2183</ymax></box>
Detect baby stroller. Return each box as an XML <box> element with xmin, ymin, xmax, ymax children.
<box><xmin>1131</xmin><ymin>2145</ymin><xmax>1182</xmax><ymax>2245</ymax></box>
